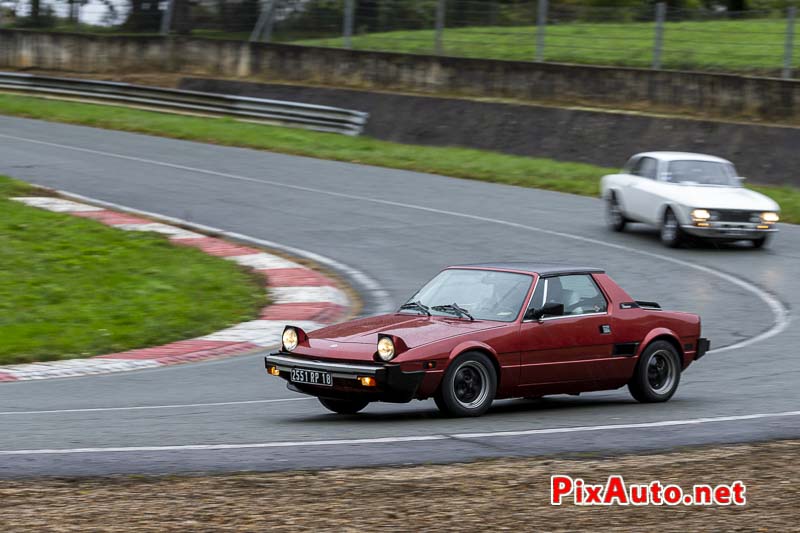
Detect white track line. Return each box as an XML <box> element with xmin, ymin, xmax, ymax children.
<box><xmin>0</xmin><ymin>397</ymin><xmax>312</xmax><ymax>416</ymax></box>
<box><xmin>2</xmin><ymin>410</ymin><xmax>799</xmax><ymax>456</ymax></box>
<box><xmin>0</xmin><ymin>131</ymin><xmax>788</xmax><ymax>354</ymax></box>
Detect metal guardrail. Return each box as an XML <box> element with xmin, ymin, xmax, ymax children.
<box><xmin>0</xmin><ymin>72</ymin><xmax>369</xmax><ymax>135</ymax></box>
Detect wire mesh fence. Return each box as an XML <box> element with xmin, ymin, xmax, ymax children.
<box><xmin>1</xmin><ymin>0</ymin><xmax>798</xmax><ymax>78</ymax></box>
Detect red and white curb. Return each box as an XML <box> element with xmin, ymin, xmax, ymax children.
<box><xmin>0</xmin><ymin>197</ymin><xmax>353</xmax><ymax>382</ymax></box>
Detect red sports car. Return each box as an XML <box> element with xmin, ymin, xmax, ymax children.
<box><xmin>265</xmin><ymin>263</ymin><xmax>709</xmax><ymax>417</ymax></box>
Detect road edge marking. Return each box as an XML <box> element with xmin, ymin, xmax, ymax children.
<box><xmin>2</xmin><ymin>410</ymin><xmax>799</xmax><ymax>455</ymax></box>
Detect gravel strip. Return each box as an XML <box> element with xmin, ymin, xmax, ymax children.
<box><xmin>2</xmin><ymin>439</ymin><xmax>798</xmax><ymax>532</ymax></box>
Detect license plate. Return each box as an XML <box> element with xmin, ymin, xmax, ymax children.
<box><xmin>291</xmin><ymin>368</ymin><xmax>332</xmax><ymax>387</ymax></box>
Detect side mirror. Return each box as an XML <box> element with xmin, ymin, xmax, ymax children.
<box><xmin>526</xmin><ymin>302</ymin><xmax>564</xmax><ymax>321</ymax></box>
<box><xmin>736</xmin><ymin>176</ymin><xmax>747</xmax><ymax>186</ymax></box>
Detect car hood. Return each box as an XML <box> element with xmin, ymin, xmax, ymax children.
<box><xmin>310</xmin><ymin>313</ymin><xmax>504</xmax><ymax>348</ymax></box>
<box><xmin>662</xmin><ymin>185</ymin><xmax>779</xmax><ymax>211</ymax></box>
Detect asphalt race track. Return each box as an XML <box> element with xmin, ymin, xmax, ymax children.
<box><xmin>0</xmin><ymin>116</ymin><xmax>798</xmax><ymax>477</ymax></box>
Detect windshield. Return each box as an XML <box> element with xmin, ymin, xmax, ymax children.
<box><xmin>665</xmin><ymin>160</ymin><xmax>738</xmax><ymax>186</ymax></box>
<box><xmin>402</xmin><ymin>269</ymin><xmax>532</xmax><ymax>322</ymax></box>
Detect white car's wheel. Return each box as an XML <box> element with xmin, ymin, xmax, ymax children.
<box><xmin>660</xmin><ymin>209</ymin><xmax>684</xmax><ymax>248</ymax></box>
<box><xmin>606</xmin><ymin>195</ymin><xmax>627</xmax><ymax>232</ymax></box>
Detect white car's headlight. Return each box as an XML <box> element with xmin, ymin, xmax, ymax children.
<box><xmin>690</xmin><ymin>209</ymin><xmax>711</xmax><ymax>221</ymax></box>
<box><xmin>282</xmin><ymin>327</ymin><xmax>299</xmax><ymax>352</ymax></box>
<box><xmin>761</xmin><ymin>212</ymin><xmax>780</xmax><ymax>223</ymax></box>
<box><xmin>377</xmin><ymin>337</ymin><xmax>395</xmax><ymax>362</ymax></box>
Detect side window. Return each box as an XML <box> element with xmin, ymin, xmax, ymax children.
<box><xmin>622</xmin><ymin>157</ymin><xmax>639</xmax><ymax>174</ymax></box>
<box><xmin>528</xmin><ymin>275</ymin><xmax>608</xmax><ymax>318</ymax></box>
<box><xmin>557</xmin><ymin>275</ymin><xmax>608</xmax><ymax>315</ymax></box>
<box><xmin>636</xmin><ymin>157</ymin><xmax>658</xmax><ymax>180</ymax></box>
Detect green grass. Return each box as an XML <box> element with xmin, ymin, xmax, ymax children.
<box><xmin>0</xmin><ymin>175</ymin><xmax>264</xmax><ymax>364</ymax></box>
<box><xmin>296</xmin><ymin>19</ymin><xmax>799</xmax><ymax>74</ymax></box>
<box><xmin>0</xmin><ymin>93</ymin><xmax>797</xmax><ymax>224</ymax></box>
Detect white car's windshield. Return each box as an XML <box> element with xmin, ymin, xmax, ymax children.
<box><xmin>402</xmin><ymin>269</ymin><xmax>532</xmax><ymax>322</ymax></box>
<box><xmin>666</xmin><ymin>160</ymin><xmax>738</xmax><ymax>186</ymax></box>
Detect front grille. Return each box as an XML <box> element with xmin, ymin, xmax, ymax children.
<box><xmin>715</xmin><ymin>210</ymin><xmax>756</xmax><ymax>223</ymax></box>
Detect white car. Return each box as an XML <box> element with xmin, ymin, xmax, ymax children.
<box><xmin>600</xmin><ymin>152</ymin><xmax>780</xmax><ymax>248</ymax></box>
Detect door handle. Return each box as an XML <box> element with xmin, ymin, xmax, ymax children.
<box><xmin>599</xmin><ymin>324</ymin><xmax>612</xmax><ymax>334</ymax></box>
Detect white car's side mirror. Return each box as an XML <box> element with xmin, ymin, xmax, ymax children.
<box><xmin>736</xmin><ymin>176</ymin><xmax>747</xmax><ymax>186</ymax></box>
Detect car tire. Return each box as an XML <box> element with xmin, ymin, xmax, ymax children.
<box><xmin>751</xmin><ymin>235</ymin><xmax>770</xmax><ymax>249</ymax></box>
<box><xmin>628</xmin><ymin>340</ymin><xmax>682</xmax><ymax>403</ymax></box>
<box><xmin>434</xmin><ymin>352</ymin><xmax>497</xmax><ymax>417</ymax></box>
<box><xmin>318</xmin><ymin>398</ymin><xmax>369</xmax><ymax>415</ymax></box>
<box><xmin>660</xmin><ymin>208</ymin><xmax>684</xmax><ymax>248</ymax></box>
<box><xmin>606</xmin><ymin>194</ymin><xmax>628</xmax><ymax>232</ymax></box>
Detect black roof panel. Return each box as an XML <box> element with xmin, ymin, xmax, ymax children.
<box><xmin>452</xmin><ymin>262</ymin><xmax>604</xmax><ymax>276</ymax></box>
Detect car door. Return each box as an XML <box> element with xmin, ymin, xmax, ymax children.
<box><xmin>626</xmin><ymin>156</ymin><xmax>660</xmax><ymax>222</ymax></box>
<box><xmin>517</xmin><ymin>274</ymin><xmax>616</xmax><ymax>392</ymax></box>
<box><xmin>608</xmin><ymin>156</ymin><xmax>639</xmax><ymax>215</ymax></box>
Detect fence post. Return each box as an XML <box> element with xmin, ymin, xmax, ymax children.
<box><xmin>783</xmin><ymin>6</ymin><xmax>797</xmax><ymax>79</ymax></box>
<box><xmin>160</xmin><ymin>0</ymin><xmax>175</xmax><ymax>36</ymax></box>
<box><xmin>435</xmin><ymin>0</ymin><xmax>446</xmax><ymax>56</ymax></box>
<box><xmin>343</xmin><ymin>0</ymin><xmax>355</xmax><ymax>49</ymax></box>
<box><xmin>535</xmin><ymin>0</ymin><xmax>547</xmax><ymax>62</ymax></box>
<box><xmin>250</xmin><ymin>0</ymin><xmax>276</xmax><ymax>43</ymax></box>
<box><xmin>652</xmin><ymin>2</ymin><xmax>666</xmax><ymax>69</ymax></box>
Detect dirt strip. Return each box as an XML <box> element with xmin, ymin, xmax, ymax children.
<box><xmin>2</xmin><ymin>439</ymin><xmax>798</xmax><ymax>532</ymax></box>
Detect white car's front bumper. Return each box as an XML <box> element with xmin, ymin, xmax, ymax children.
<box><xmin>681</xmin><ymin>222</ymin><xmax>778</xmax><ymax>240</ymax></box>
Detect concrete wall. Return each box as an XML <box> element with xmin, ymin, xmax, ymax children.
<box><xmin>2</xmin><ymin>29</ymin><xmax>800</xmax><ymax>123</ymax></box>
<box><xmin>182</xmin><ymin>78</ymin><xmax>800</xmax><ymax>186</ymax></box>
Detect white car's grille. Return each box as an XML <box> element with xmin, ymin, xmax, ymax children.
<box><xmin>715</xmin><ymin>210</ymin><xmax>757</xmax><ymax>223</ymax></box>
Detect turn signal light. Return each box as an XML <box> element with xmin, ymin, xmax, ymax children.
<box><xmin>267</xmin><ymin>366</ymin><xmax>280</xmax><ymax>376</ymax></box>
<box><xmin>757</xmin><ymin>225</ymin><xmax>769</xmax><ymax>230</ymax></box>
<box><xmin>359</xmin><ymin>376</ymin><xmax>377</xmax><ymax>387</ymax></box>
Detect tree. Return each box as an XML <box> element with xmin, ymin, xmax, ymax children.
<box><xmin>123</xmin><ymin>0</ymin><xmax>162</xmax><ymax>32</ymax></box>
<box><xmin>66</xmin><ymin>0</ymin><xmax>81</xmax><ymax>23</ymax></box>
<box><xmin>217</xmin><ymin>0</ymin><xmax>260</xmax><ymax>32</ymax></box>
<box><xmin>30</xmin><ymin>0</ymin><xmax>40</xmax><ymax>22</ymax></box>
<box><xmin>726</xmin><ymin>0</ymin><xmax>747</xmax><ymax>11</ymax></box>
<box><xmin>171</xmin><ymin>0</ymin><xmax>191</xmax><ymax>34</ymax></box>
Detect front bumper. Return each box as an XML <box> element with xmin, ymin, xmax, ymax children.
<box><xmin>695</xmin><ymin>338</ymin><xmax>711</xmax><ymax>360</ymax></box>
<box><xmin>681</xmin><ymin>223</ymin><xmax>777</xmax><ymax>240</ymax></box>
<box><xmin>265</xmin><ymin>352</ymin><xmax>425</xmax><ymax>403</ymax></box>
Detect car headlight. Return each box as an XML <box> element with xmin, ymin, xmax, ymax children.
<box><xmin>282</xmin><ymin>327</ymin><xmax>299</xmax><ymax>352</ymax></box>
<box><xmin>377</xmin><ymin>337</ymin><xmax>395</xmax><ymax>362</ymax></box>
<box><xmin>690</xmin><ymin>209</ymin><xmax>711</xmax><ymax>221</ymax></box>
<box><xmin>761</xmin><ymin>212</ymin><xmax>780</xmax><ymax>223</ymax></box>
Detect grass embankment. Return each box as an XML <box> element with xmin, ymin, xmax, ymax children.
<box><xmin>297</xmin><ymin>19</ymin><xmax>800</xmax><ymax>74</ymax></box>
<box><xmin>1</xmin><ymin>439</ymin><xmax>797</xmax><ymax>530</ymax></box>
<box><xmin>0</xmin><ymin>93</ymin><xmax>798</xmax><ymax>223</ymax></box>
<box><xmin>0</xmin><ymin>176</ymin><xmax>264</xmax><ymax>365</ymax></box>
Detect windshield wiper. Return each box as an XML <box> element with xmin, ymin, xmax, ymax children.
<box><xmin>399</xmin><ymin>300</ymin><xmax>431</xmax><ymax>316</ymax></box>
<box><xmin>432</xmin><ymin>303</ymin><xmax>474</xmax><ymax>321</ymax></box>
